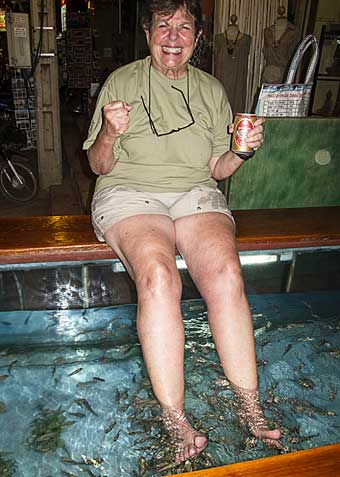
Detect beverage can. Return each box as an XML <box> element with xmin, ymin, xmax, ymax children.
<box><xmin>231</xmin><ymin>113</ymin><xmax>257</xmax><ymax>155</ymax></box>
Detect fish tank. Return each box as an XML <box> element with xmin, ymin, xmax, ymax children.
<box><xmin>0</xmin><ymin>246</ymin><xmax>339</xmax><ymax>476</ymax></box>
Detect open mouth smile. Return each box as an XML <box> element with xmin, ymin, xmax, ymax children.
<box><xmin>162</xmin><ymin>46</ymin><xmax>183</xmax><ymax>54</ymax></box>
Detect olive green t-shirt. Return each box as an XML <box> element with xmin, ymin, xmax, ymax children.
<box><xmin>83</xmin><ymin>57</ymin><xmax>232</xmax><ymax>194</ymax></box>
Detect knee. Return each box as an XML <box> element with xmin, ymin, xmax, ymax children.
<box><xmin>226</xmin><ymin>262</ymin><xmax>245</xmax><ymax>296</ymax></box>
<box><xmin>136</xmin><ymin>257</ymin><xmax>182</xmax><ymax>299</ymax></box>
<box><xmin>208</xmin><ymin>259</ymin><xmax>245</xmax><ymax>297</ymax></box>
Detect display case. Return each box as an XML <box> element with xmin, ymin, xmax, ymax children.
<box><xmin>311</xmin><ymin>23</ymin><xmax>340</xmax><ymax>116</ymax></box>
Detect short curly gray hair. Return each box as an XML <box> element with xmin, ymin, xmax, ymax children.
<box><xmin>141</xmin><ymin>0</ymin><xmax>203</xmax><ymax>35</ymax></box>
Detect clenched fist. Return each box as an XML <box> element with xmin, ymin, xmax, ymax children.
<box><xmin>102</xmin><ymin>100</ymin><xmax>132</xmax><ymax>139</ymax></box>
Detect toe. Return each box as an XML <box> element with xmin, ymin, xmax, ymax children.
<box><xmin>253</xmin><ymin>428</ymin><xmax>282</xmax><ymax>448</ymax></box>
<box><xmin>194</xmin><ymin>434</ymin><xmax>208</xmax><ymax>450</ymax></box>
<box><xmin>259</xmin><ymin>428</ymin><xmax>281</xmax><ymax>440</ymax></box>
<box><xmin>176</xmin><ymin>450</ymin><xmax>185</xmax><ymax>463</ymax></box>
<box><xmin>263</xmin><ymin>437</ymin><xmax>283</xmax><ymax>449</ymax></box>
<box><xmin>188</xmin><ymin>444</ymin><xmax>197</xmax><ymax>458</ymax></box>
<box><xmin>270</xmin><ymin>429</ymin><xmax>281</xmax><ymax>439</ymax></box>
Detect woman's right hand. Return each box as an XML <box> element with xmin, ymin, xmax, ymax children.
<box><xmin>88</xmin><ymin>100</ymin><xmax>131</xmax><ymax>175</ymax></box>
<box><xmin>102</xmin><ymin>100</ymin><xmax>132</xmax><ymax>139</ymax></box>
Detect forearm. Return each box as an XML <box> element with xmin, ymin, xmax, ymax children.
<box><xmin>210</xmin><ymin>116</ymin><xmax>264</xmax><ymax>180</ymax></box>
<box><xmin>87</xmin><ymin>129</ymin><xmax>118</xmax><ymax>175</ymax></box>
<box><xmin>211</xmin><ymin>150</ymin><xmax>244</xmax><ymax>180</ymax></box>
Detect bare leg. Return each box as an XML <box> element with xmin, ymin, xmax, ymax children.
<box><xmin>104</xmin><ymin>215</ymin><xmax>207</xmax><ymax>461</ymax></box>
<box><xmin>175</xmin><ymin>212</ymin><xmax>281</xmax><ymax>445</ymax></box>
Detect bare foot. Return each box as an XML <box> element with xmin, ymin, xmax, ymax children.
<box><xmin>162</xmin><ymin>407</ymin><xmax>208</xmax><ymax>462</ymax></box>
<box><xmin>231</xmin><ymin>382</ymin><xmax>282</xmax><ymax>449</ymax></box>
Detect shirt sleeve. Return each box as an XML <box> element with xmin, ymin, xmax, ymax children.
<box><xmin>211</xmin><ymin>84</ymin><xmax>233</xmax><ymax>158</ymax></box>
<box><xmin>82</xmin><ymin>79</ymin><xmax>116</xmax><ymax>150</ymax></box>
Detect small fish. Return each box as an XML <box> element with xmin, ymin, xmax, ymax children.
<box><xmin>254</xmin><ymin>326</ymin><xmax>267</xmax><ymax>336</ymax></box>
<box><xmin>61</xmin><ymin>457</ymin><xmax>83</xmax><ymax>465</ymax></box>
<box><xmin>63</xmin><ymin>420</ymin><xmax>76</xmax><ymax>427</ymax></box>
<box><xmin>296</xmin><ymin>377</ymin><xmax>315</xmax><ymax>389</ymax></box>
<box><xmin>51</xmin><ymin>356</ymin><xmax>66</xmax><ymax>377</ymax></box>
<box><xmin>78</xmin><ymin>377</ymin><xmax>105</xmax><ymax>387</ymax></box>
<box><xmin>24</xmin><ymin>312</ymin><xmax>32</xmax><ymax>325</ymax></box>
<box><xmin>329</xmin><ymin>349</ymin><xmax>340</xmax><ymax>358</ymax></box>
<box><xmin>319</xmin><ymin>410</ymin><xmax>337</xmax><ymax>416</ymax></box>
<box><xmin>74</xmin><ymin>398</ymin><xmax>98</xmax><ymax>416</ymax></box>
<box><xmin>139</xmin><ymin>456</ymin><xmax>147</xmax><ymax>475</ymax></box>
<box><xmin>68</xmin><ymin>367</ymin><xmax>83</xmax><ymax>377</ymax></box>
<box><xmin>104</xmin><ymin>419</ymin><xmax>116</xmax><ymax>434</ymax></box>
<box><xmin>35</xmin><ymin>432</ymin><xmax>58</xmax><ymax>442</ymax></box>
<box><xmin>79</xmin><ymin>455</ymin><xmax>104</xmax><ymax>472</ymax></box>
<box><xmin>286</xmin><ymin>323</ymin><xmax>305</xmax><ymax>329</ymax></box>
<box><xmin>154</xmin><ymin>461</ymin><xmax>181</xmax><ymax>472</ymax></box>
<box><xmin>282</xmin><ymin>344</ymin><xmax>293</xmax><ymax>356</ymax></box>
<box><xmin>7</xmin><ymin>360</ymin><xmax>18</xmax><ymax>374</ymax></box>
<box><xmin>68</xmin><ymin>412</ymin><xmax>86</xmax><ymax>418</ymax></box>
<box><xmin>0</xmin><ymin>374</ymin><xmax>10</xmax><ymax>381</ymax></box>
<box><xmin>0</xmin><ymin>401</ymin><xmax>7</xmax><ymax>413</ymax></box>
<box><xmin>112</xmin><ymin>430</ymin><xmax>120</xmax><ymax>441</ymax></box>
<box><xmin>329</xmin><ymin>390</ymin><xmax>336</xmax><ymax>401</ymax></box>
<box><xmin>81</xmin><ymin>310</ymin><xmax>88</xmax><ymax>322</ymax></box>
<box><xmin>0</xmin><ymin>321</ymin><xmax>12</xmax><ymax>326</ymax></box>
<box><xmin>62</xmin><ymin>443</ymin><xmax>72</xmax><ymax>458</ymax></box>
<box><xmin>315</xmin><ymin>339</ymin><xmax>329</xmax><ymax>347</ymax></box>
<box><xmin>45</xmin><ymin>323</ymin><xmax>57</xmax><ymax>330</ymax></box>
<box><xmin>88</xmin><ymin>456</ymin><xmax>104</xmax><ymax>466</ymax></box>
<box><xmin>75</xmin><ymin>326</ymin><xmax>106</xmax><ymax>337</ymax></box>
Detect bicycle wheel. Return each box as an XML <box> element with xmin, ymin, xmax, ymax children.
<box><xmin>0</xmin><ymin>159</ymin><xmax>38</xmax><ymax>202</ymax></box>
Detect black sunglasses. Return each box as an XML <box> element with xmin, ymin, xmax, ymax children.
<box><xmin>141</xmin><ymin>61</ymin><xmax>195</xmax><ymax>137</ymax></box>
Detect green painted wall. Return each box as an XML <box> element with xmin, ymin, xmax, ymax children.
<box><xmin>227</xmin><ymin>118</ymin><xmax>340</xmax><ymax>209</ymax></box>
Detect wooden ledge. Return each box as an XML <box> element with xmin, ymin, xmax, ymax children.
<box><xmin>169</xmin><ymin>443</ymin><xmax>340</xmax><ymax>477</ymax></box>
<box><xmin>0</xmin><ymin>207</ymin><xmax>340</xmax><ymax>264</ymax></box>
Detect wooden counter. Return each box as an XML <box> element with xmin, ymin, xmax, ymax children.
<box><xmin>1</xmin><ymin>206</ymin><xmax>340</xmax><ymax>264</ymax></box>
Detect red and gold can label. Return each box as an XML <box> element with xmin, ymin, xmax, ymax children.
<box><xmin>231</xmin><ymin>113</ymin><xmax>257</xmax><ymax>154</ymax></box>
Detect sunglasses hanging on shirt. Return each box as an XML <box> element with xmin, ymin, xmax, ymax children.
<box><xmin>141</xmin><ymin>60</ymin><xmax>195</xmax><ymax>137</ymax></box>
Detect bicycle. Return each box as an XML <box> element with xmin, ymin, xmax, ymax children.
<box><xmin>0</xmin><ymin>102</ymin><xmax>38</xmax><ymax>203</ymax></box>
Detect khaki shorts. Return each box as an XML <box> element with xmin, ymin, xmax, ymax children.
<box><xmin>91</xmin><ymin>184</ymin><xmax>235</xmax><ymax>242</ymax></box>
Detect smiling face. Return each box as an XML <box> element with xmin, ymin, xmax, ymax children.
<box><xmin>145</xmin><ymin>8</ymin><xmax>201</xmax><ymax>79</ymax></box>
